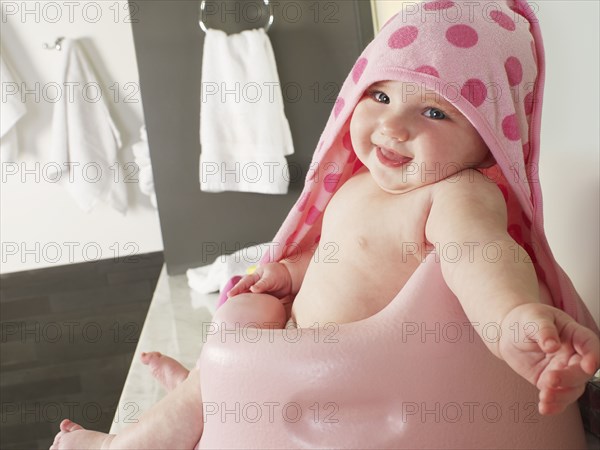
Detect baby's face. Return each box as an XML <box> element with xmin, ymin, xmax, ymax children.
<box><xmin>349</xmin><ymin>80</ymin><xmax>493</xmax><ymax>194</ymax></box>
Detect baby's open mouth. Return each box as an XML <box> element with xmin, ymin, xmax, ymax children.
<box><xmin>376</xmin><ymin>146</ymin><xmax>412</xmax><ymax>168</ymax></box>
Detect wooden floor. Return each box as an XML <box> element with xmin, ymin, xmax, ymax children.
<box><xmin>0</xmin><ymin>252</ymin><xmax>163</xmax><ymax>450</ymax></box>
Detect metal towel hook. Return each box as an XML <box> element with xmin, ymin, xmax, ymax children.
<box><xmin>199</xmin><ymin>0</ymin><xmax>274</xmax><ymax>33</ymax></box>
<box><xmin>42</xmin><ymin>37</ymin><xmax>65</xmax><ymax>51</ymax></box>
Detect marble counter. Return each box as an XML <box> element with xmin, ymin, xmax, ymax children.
<box><xmin>109</xmin><ymin>264</ymin><xmax>216</xmax><ymax>434</ymax></box>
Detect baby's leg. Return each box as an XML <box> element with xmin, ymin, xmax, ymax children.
<box><xmin>51</xmin><ymin>420</ymin><xmax>112</xmax><ymax>450</ymax></box>
<box><xmin>51</xmin><ymin>293</ymin><xmax>284</xmax><ymax>449</ymax></box>
<box><xmin>141</xmin><ymin>351</ymin><xmax>190</xmax><ymax>391</ymax></box>
<box><xmin>139</xmin><ymin>293</ymin><xmax>285</xmax><ymax>393</ymax></box>
<box><xmin>51</xmin><ymin>367</ymin><xmax>204</xmax><ymax>450</ymax></box>
<box><xmin>212</xmin><ymin>292</ymin><xmax>287</xmax><ymax>329</ymax></box>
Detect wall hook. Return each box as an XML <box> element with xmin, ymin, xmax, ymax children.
<box><xmin>43</xmin><ymin>37</ymin><xmax>65</xmax><ymax>51</ymax></box>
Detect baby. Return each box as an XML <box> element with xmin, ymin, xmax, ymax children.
<box><xmin>51</xmin><ymin>1</ymin><xmax>600</xmax><ymax>448</ymax></box>
<box><xmin>50</xmin><ymin>78</ymin><xmax>599</xmax><ymax>450</ymax></box>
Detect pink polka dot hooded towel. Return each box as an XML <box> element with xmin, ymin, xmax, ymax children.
<box><xmin>249</xmin><ymin>0</ymin><xmax>597</xmax><ymax>332</ymax></box>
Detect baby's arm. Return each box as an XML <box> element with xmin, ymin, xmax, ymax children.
<box><xmin>425</xmin><ymin>169</ymin><xmax>539</xmax><ymax>349</ymax></box>
<box><xmin>425</xmin><ymin>169</ymin><xmax>599</xmax><ymax>414</ymax></box>
<box><xmin>279</xmin><ymin>243</ymin><xmax>318</xmax><ymax>296</ymax></box>
<box><xmin>227</xmin><ymin>243</ymin><xmax>317</xmax><ymax>298</ymax></box>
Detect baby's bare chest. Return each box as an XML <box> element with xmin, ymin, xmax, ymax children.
<box><xmin>321</xmin><ymin>173</ymin><xmax>433</xmax><ymax>261</ymax></box>
<box><xmin>292</xmin><ymin>173</ymin><xmax>435</xmax><ymax>326</ymax></box>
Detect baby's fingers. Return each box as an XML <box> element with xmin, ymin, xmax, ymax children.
<box><xmin>538</xmin><ymin>363</ymin><xmax>590</xmax><ymax>392</ymax></box>
<box><xmin>249</xmin><ymin>273</ymin><xmax>270</xmax><ymax>292</ymax></box>
<box><xmin>524</xmin><ymin>313</ymin><xmax>561</xmax><ymax>354</ymax></box>
<box><xmin>227</xmin><ymin>273</ymin><xmax>259</xmax><ymax>297</ymax></box>
<box><xmin>538</xmin><ymin>384</ymin><xmax>585</xmax><ymax>416</ymax></box>
<box><xmin>572</xmin><ymin>325</ymin><xmax>600</xmax><ymax>375</ymax></box>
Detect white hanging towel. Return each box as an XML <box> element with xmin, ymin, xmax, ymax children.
<box><xmin>199</xmin><ymin>28</ymin><xmax>294</xmax><ymax>194</ymax></box>
<box><xmin>131</xmin><ymin>125</ymin><xmax>158</xmax><ymax>209</ymax></box>
<box><xmin>49</xmin><ymin>38</ymin><xmax>126</xmax><ymax>214</ymax></box>
<box><xmin>0</xmin><ymin>51</ymin><xmax>27</xmax><ymax>163</ymax></box>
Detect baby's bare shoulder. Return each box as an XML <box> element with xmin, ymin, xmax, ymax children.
<box><xmin>433</xmin><ymin>169</ymin><xmax>503</xmax><ymax>202</ymax></box>
<box><xmin>426</xmin><ymin>169</ymin><xmax>508</xmax><ymax>243</ymax></box>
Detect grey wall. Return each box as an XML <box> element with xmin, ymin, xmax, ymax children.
<box><xmin>130</xmin><ymin>0</ymin><xmax>373</xmax><ymax>275</ymax></box>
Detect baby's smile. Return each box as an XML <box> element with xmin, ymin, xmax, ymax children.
<box><xmin>375</xmin><ymin>146</ymin><xmax>413</xmax><ymax>168</ymax></box>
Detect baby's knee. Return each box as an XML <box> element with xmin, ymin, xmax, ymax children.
<box><xmin>213</xmin><ymin>293</ymin><xmax>286</xmax><ymax>329</ymax></box>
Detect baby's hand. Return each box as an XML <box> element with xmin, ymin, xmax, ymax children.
<box><xmin>226</xmin><ymin>262</ymin><xmax>292</xmax><ymax>300</ymax></box>
<box><xmin>498</xmin><ymin>303</ymin><xmax>599</xmax><ymax>416</ymax></box>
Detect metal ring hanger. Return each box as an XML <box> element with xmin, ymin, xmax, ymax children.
<box><xmin>198</xmin><ymin>0</ymin><xmax>274</xmax><ymax>33</ymax></box>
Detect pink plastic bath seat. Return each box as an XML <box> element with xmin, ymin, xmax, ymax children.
<box><xmin>200</xmin><ymin>257</ymin><xmax>587</xmax><ymax>448</ymax></box>
<box><xmin>199</xmin><ymin>1</ymin><xmax>598</xmax><ymax>447</ymax></box>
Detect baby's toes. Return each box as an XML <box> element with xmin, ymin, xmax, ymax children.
<box><xmin>140</xmin><ymin>351</ymin><xmax>161</xmax><ymax>365</ymax></box>
<box><xmin>59</xmin><ymin>418</ymin><xmax>83</xmax><ymax>433</ymax></box>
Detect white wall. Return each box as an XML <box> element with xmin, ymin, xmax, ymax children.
<box><xmin>535</xmin><ymin>1</ymin><xmax>599</xmax><ymax>325</ymax></box>
<box><xmin>0</xmin><ymin>1</ymin><xmax>163</xmax><ymax>274</ymax></box>
<box><xmin>372</xmin><ymin>0</ymin><xmax>406</xmax><ymax>29</ymax></box>
<box><xmin>371</xmin><ymin>0</ymin><xmax>599</xmax><ymax>325</ymax></box>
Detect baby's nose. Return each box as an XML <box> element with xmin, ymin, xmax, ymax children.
<box><xmin>379</xmin><ymin>118</ymin><xmax>410</xmax><ymax>142</ymax></box>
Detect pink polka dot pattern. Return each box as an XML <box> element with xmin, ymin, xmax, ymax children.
<box><xmin>508</xmin><ymin>223</ymin><xmax>523</xmax><ymax>243</ymax></box>
<box><xmin>334</xmin><ymin>97</ymin><xmax>345</xmax><ymax>118</ymax></box>
<box><xmin>461</xmin><ymin>78</ymin><xmax>487</xmax><ymax>107</ymax></box>
<box><xmin>502</xmin><ymin>114</ymin><xmax>520</xmax><ymax>141</ymax></box>
<box><xmin>347</xmin><ymin>150</ymin><xmax>357</xmax><ymax>163</ymax></box>
<box><xmin>285</xmin><ymin>231</ymin><xmax>298</xmax><ymax>246</ymax></box>
<box><xmin>296</xmin><ymin>191</ymin><xmax>310</xmax><ymax>212</ymax></box>
<box><xmin>489</xmin><ymin>10</ymin><xmax>516</xmax><ymax>31</ymax></box>
<box><xmin>352</xmin><ymin>159</ymin><xmax>364</xmax><ymax>174</ymax></box>
<box><xmin>324</xmin><ymin>173</ymin><xmax>341</xmax><ymax>193</ymax></box>
<box><xmin>254</xmin><ymin>1</ymin><xmax>591</xmax><ymax>333</ymax></box>
<box><xmin>522</xmin><ymin>142</ymin><xmax>531</xmax><ymax>162</ymax></box>
<box><xmin>284</xmin><ymin>243</ymin><xmax>300</xmax><ymax>259</ymax></box>
<box><xmin>524</xmin><ymin>242</ymin><xmax>537</xmax><ymax>263</ymax></box>
<box><xmin>446</xmin><ymin>25</ymin><xmax>478</xmax><ymax>48</ymax></box>
<box><xmin>423</xmin><ymin>0</ymin><xmax>454</xmax><ymax>10</ymax></box>
<box><xmin>537</xmin><ymin>265</ymin><xmax>546</xmax><ymax>283</ymax></box>
<box><xmin>505</xmin><ymin>57</ymin><xmax>523</xmax><ymax>86</ymax></box>
<box><xmin>524</xmin><ymin>91</ymin><xmax>534</xmax><ymax>115</ymax></box>
<box><xmin>388</xmin><ymin>26</ymin><xmax>419</xmax><ymax>49</ymax></box>
<box><xmin>415</xmin><ymin>65</ymin><xmax>439</xmax><ymax>77</ymax></box>
<box><xmin>352</xmin><ymin>58</ymin><xmax>368</xmax><ymax>84</ymax></box>
<box><xmin>305</xmin><ymin>206</ymin><xmax>322</xmax><ymax>225</ymax></box>
<box><xmin>342</xmin><ymin>132</ymin><xmax>353</xmax><ymax>151</ymax></box>
<box><xmin>521</xmin><ymin>211</ymin><xmax>532</xmax><ymax>229</ymax></box>
<box><xmin>248</xmin><ymin>0</ymin><xmax>593</xmax><ymax>330</ymax></box>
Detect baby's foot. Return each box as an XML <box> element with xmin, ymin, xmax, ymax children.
<box><xmin>50</xmin><ymin>419</ymin><xmax>114</xmax><ymax>449</ymax></box>
<box><xmin>140</xmin><ymin>351</ymin><xmax>190</xmax><ymax>391</ymax></box>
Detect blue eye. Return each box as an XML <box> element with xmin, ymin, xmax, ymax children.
<box><xmin>370</xmin><ymin>91</ymin><xmax>390</xmax><ymax>104</ymax></box>
<box><xmin>423</xmin><ymin>107</ymin><xmax>446</xmax><ymax>120</ymax></box>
